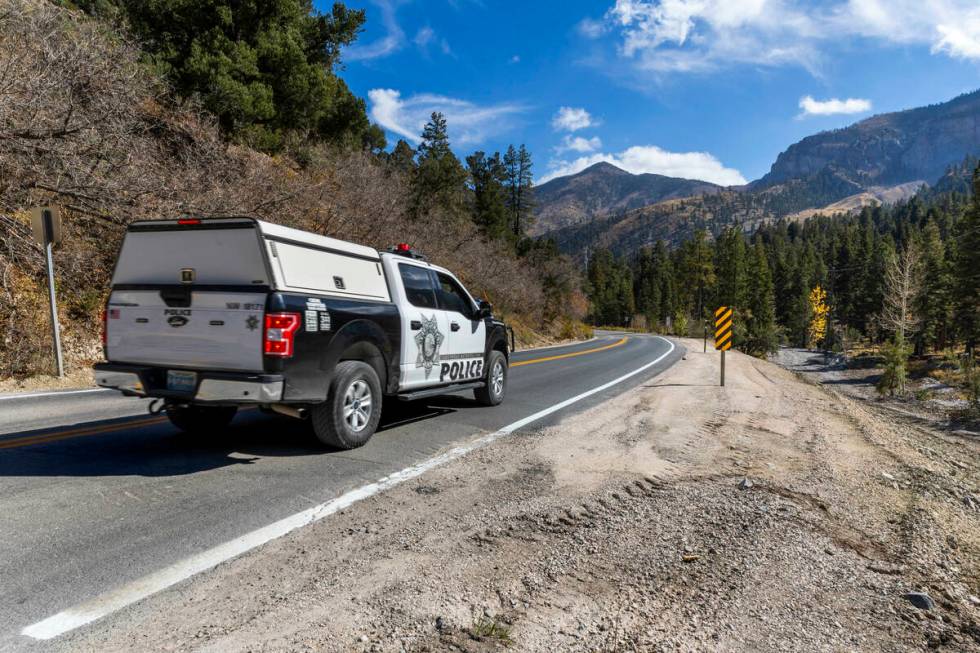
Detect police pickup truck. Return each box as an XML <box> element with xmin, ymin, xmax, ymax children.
<box><xmin>94</xmin><ymin>217</ymin><xmax>510</xmax><ymax>449</ymax></box>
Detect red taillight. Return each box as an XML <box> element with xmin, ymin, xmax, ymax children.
<box><xmin>264</xmin><ymin>313</ymin><xmax>300</xmax><ymax>357</ymax></box>
<box><xmin>102</xmin><ymin>306</ymin><xmax>119</xmax><ymax>351</ymax></box>
<box><xmin>177</xmin><ymin>218</ymin><xmax>201</xmax><ymax>225</ymax></box>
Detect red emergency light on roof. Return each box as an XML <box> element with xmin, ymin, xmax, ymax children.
<box><xmin>177</xmin><ymin>218</ymin><xmax>201</xmax><ymax>225</ymax></box>
<box><xmin>389</xmin><ymin>243</ymin><xmax>426</xmax><ymax>260</ymax></box>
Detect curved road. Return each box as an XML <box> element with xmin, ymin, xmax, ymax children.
<box><xmin>0</xmin><ymin>332</ymin><xmax>683</xmax><ymax>650</ymax></box>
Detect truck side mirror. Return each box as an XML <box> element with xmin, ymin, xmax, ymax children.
<box><xmin>477</xmin><ymin>300</ymin><xmax>492</xmax><ymax>319</ymax></box>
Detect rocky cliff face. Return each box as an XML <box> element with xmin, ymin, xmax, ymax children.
<box><xmin>758</xmin><ymin>90</ymin><xmax>980</xmax><ymax>189</ymax></box>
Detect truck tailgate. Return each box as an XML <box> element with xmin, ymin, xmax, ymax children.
<box><xmin>106</xmin><ymin>290</ymin><xmax>266</xmax><ymax>371</ymax></box>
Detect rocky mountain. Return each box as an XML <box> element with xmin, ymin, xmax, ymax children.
<box><xmin>538</xmin><ymin>89</ymin><xmax>980</xmax><ymax>258</ymax></box>
<box><xmin>756</xmin><ymin>90</ymin><xmax>980</xmax><ymax>189</ymax></box>
<box><xmin>530</xmin><ymin>162</ymin><xmax>722</xmax><ymax>235</ymax></box>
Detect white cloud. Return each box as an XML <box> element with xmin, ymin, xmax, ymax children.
<box><xmin>578</xmin><ymin>17</ymin><xmax>608</xmax><ymax>38</ymax></box>
<box><xmin>541</xmin><ymin>145</ymin><xmax>747</xmax><ymax>185</ymax></box>
<box><xmin>509</xmin><ymin>54</ymin><xmax>521</xmax><ymax>64</ymax></box>
<box><xmin>413</xmin><ymin>26</ymin><xmax>453</xmax><ymax>56</ymax></box>
<box><xmin>345</xmin><ymin>0</ymin><xmax>405</xmax><ymax>61</ymax></box>
<box><xmin>556</xmin><ymin>135</ymin><xmax>603</xmax><ymax>154</ymax></box>
<box><xmin>799</xmin><ymin>95</ymin><xmax>872</xmax><ymax>117</ymax></box>
<box><xmin>934</xmin><ymin>21</ymin><xmax>980</xmax><ymax>60</ymax></box>
<box><xmin>593</xmin><ymin>0</ymin><xmax>980</xmax><ymax>75</ymax></box>
<box><xmin>368</xmin><ymin>89</ymin><xmax>524</xmax><ymax>146</ymax></box>
<box><xmin>552</xmin><ymin>107</ymin><xmax>596</xmax><ymax>132</ymax></box>
<box><xmin>413</xmin><ymin>26</ymin><xmax>434</xmax><ymax>48</ymax></box>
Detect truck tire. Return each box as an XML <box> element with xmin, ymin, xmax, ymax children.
<box><xmin>310</xmin><ymin>361</ymin><xmax>382</xmax><ymax>449</ymax></box>
<box><xmin>165</xmin><ymin>402</ymin><xmax>237</xmax><ymax>434</ymax></box>
<box><xmin>474</xmin><ymin>350</ymin><xmax>507</xmax><ymax>406</ymax></box>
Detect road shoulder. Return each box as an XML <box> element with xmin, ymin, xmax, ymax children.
<box><xmin>54</xmin><ymin>341</ymin><xmax>980</xmax><ymax>652</ymax></box>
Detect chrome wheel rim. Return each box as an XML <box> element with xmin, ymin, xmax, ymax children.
<box><xmin>491</xmin><ymin>361</ymin><xmax>505</xmax><ymax>397</ymax></box>
<box><xmin>343</xmin><ymin>380</ymin><xmax>372</xmax><ymax>432</ymax></box>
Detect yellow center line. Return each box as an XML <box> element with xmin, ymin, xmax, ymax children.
<box><xmin>0</xmin><ymin>416</ymin><xmax>168</xmax><ymax>450</ymax></box>
<box><xmin>511</xmin><ymin>336</ymin><xmax>628</xmax><ymax>367</ymax></box>
<box><xmin>3</xmin><ymin>340</ymin><xmax>631</xmax><ymax>450</ymax></box>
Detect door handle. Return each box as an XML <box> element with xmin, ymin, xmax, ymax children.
<box><xmin>451</xmin><ymin>322</ymin><xmax>460</xmax><ymax>332</ymax></box>
<box><xmin>411</xmin><ymin>320</ymin><xmax>422</xmax><ymax>330</ymax></box>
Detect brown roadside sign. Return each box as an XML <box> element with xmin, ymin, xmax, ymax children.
<box><xmin>715</xmin><ymin>306</ymin><xmax>733</xmax><ymax>351</ymax></box>
<box><xmin>30</xmin><ymin>205</ymin><xmax>62</xmax><ymax>246</ymax></box>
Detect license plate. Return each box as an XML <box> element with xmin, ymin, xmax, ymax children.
<box><xmin>166</xmin><ymin>370</ymin><xmax>197</xmax><ymax>393</ymax></box>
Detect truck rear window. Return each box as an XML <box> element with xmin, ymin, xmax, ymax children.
<box><xmin>112</xmin><ymin>226</ymin><xmax>268</xmax><ymax>286</ymax></box>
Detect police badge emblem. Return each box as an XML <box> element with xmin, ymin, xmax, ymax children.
<box><xmin>414</xmin><ymin>314</ymin><xmax>444</xmax><ymax>378</ymax></box>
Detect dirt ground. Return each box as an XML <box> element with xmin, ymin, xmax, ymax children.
<box><xmin>59</xmin><ymin>340</ymin><xmax>980</xmax><ymax>652</ymax></box>
<box><xmin>0</xmin><ymin>367</ymin><xmax>94</xmax><ymax>395</ymax></box>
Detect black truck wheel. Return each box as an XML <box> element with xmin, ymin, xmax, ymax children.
<box><xmin>310</xmin><ymin>361</ymin><xmax>382</xmax><ymax>449</ymax></box>
<box><xmin>474</xmin><ymin>350</ymin><xmax>507</xmax><ymax>406</ymax></box>
<box><xmin>165</xmin><ymin>402</ymin><xmax>237</xmax><ymax>434</ymax></box>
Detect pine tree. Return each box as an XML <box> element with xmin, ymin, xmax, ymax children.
<box><xmin>656</xmin><ymin>242</ymin><xmax>677</xmax><ymax>326</ymax></box>
<box><xmin>503</xmin><ymin>145</ymin><xmax>518</xmax><ymax>228</ymax></box>
<box><xmin>744</xmin><ymin>240</ymin><xmax>779</xmax><ymax>355</ymax></box>
<box><xmin>587</xmin><ymin>249</ymin><xmax>634</xmax><ymax>326</ymax></box>
<box><xmin>678</xmin><ymin>230</ymin><xmax>716</xmax><ymax>328</ymax></box>
<box><xmin>503</xmin><ymin>145</ymin><xmax>535</xmax><ymax>238</ymax></box>
<box><xmin>411</xmin><ymin>112</ymin><xmax>468</xmax><ymax>220</ymax></box>
<box><xmin>387</xmin><ymin>139</ymin><xmax>416</xmax><ymax>174</ymax></box>
<box><xmin>634</xmin><ymin>247</ymin><xmax>659</xmax><ymax>321</ymax></box>
<box><xmin>918</xmin><ymin>220</ymin><xmax>952</xmax><ymax>351</ymax></box>
<box><xmin>783</xmin><ymin>251</ymin><xmax>812</xmax><ymax>348</ymax></box>
<box><xmin>86</xmin><ymin>0</ymin><xmax>375</xmax><ymax>152</ymax></box>
<box><xmin>516</xmin><ymin>145</ymin><xmax>535</xmax><ymax>237</ymax></box>
<box><xmin>466</xmin><ymin>151</ymin><xmax>510</xmax><ymax>241</ymax></box>
<box><xmin>955</xmin><ymin>166</ymin><xmax>980</xmax><ymax>351</ymax></box>
<box><xmin>712</xmin><ymin>227</ymin><xmax>748</xmax><ymax>342</ymax></box>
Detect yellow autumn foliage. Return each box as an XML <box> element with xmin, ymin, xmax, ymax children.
<box><xmin>808</xmin><ymin>286</ymin><xmax>829</xmax><ymax>348</ymax></box>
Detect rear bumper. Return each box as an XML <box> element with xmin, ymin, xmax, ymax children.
<box><xmin>93</xmin><ymin>363</ymin><xmax>284</xmax><ymax>403</ymax></box>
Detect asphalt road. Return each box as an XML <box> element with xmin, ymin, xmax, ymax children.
<box><xmin>0</xmin><ymin>332</ymin><xmax>683</xmax><ymax>650</ymax></box>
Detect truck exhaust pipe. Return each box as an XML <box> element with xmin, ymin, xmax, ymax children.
<box><xmin>270</xmin><ymin>404</ymin><xmax>307</xmax><ymax>420</ymax></box>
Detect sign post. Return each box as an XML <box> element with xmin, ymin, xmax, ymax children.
<box><xmin>714</xmin><ymin>306</ymin><xmax>733</xmax><ymax>386</ymax></box>
<box><xmin>30</xmin><ymin>206</ymin><xmax>64</xmax><ymax>378</ymax></box>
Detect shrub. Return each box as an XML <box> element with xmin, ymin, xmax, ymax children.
<box><xmin>672</xmin><ymin>312</ymin><xmax>689</xmax><ymax>337</ymax></box>
<box><xmin>877</xmin><ymin>338</ymin><xmax>913</xmax><ymax>396</ymax></box>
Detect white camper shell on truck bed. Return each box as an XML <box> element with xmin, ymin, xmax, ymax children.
<box><xmin>95</xmin><ymin>217</ymin><xmax>512</xmax><ymax>449</ymax></box>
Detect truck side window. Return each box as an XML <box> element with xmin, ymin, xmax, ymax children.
<box><xmin>436</xmin><ymin>272</ymin><xmax>474</xmax><ymax>318</ymax></box>
<box><xmin>399</xmin><ymin>264</ymin><xmax>437</xmax><ymax>309</ymax></box>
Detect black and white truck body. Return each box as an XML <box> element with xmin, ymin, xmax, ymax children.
<box><xmin>95</xmin><ymin>218</ymin><xmax>510</xmax><ymax>448</ymax></box>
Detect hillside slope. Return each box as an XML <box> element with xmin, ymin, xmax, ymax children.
<box><xmin>0</xmin><ymin>1</ymin><xmax>579</xmax><ymax>378</ymax></box>
<box><xmin>532</xmin><ymin>162</ymin><xmax>721</xmax><ymax>235</ymax></box>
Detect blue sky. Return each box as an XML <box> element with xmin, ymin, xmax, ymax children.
<box><xmin>321</xmin><ymin>0</ymin><xmax>980</xmax><ymax>185</ymax></box>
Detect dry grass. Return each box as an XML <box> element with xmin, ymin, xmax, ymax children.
<box><xmin>0</xmin><ymin>0</ymin><xmax>586</xmax><ymax>379</ymax></box>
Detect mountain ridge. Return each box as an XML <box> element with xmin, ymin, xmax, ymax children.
<box><xmin>531</xmin><ymin>162</ymin><xmax>723</xmax><ymax>235</ymax></box>
<box><xmin>756</xmin><ymin>89</ymin><xmax>980</xmax><ymax>190</ymax></box>
<box><xmin>534</xmin><ymin>89</ymin><xmax>980</xmax><ymax>257</ymax></box>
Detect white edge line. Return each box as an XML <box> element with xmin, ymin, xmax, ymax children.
<box><xmin>22</xmin><ymin>337</ymin><xmax>677</xmax><ymax>641</ymax></box>
<box><xmin>0</xmin><ymin>388</ymin><xmax>107</xmax><ymax>401</ymax></box>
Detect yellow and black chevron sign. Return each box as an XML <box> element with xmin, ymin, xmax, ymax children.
<box><xmin>715</xmin><ymin>306</ymin><xmax>733</xmax><ymax>351</ymax></box>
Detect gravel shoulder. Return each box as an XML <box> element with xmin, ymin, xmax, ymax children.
<box><xmin>55</xmin><ymin>341</ymin><xmax>980</xmax><ymax>652</ymax></box>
